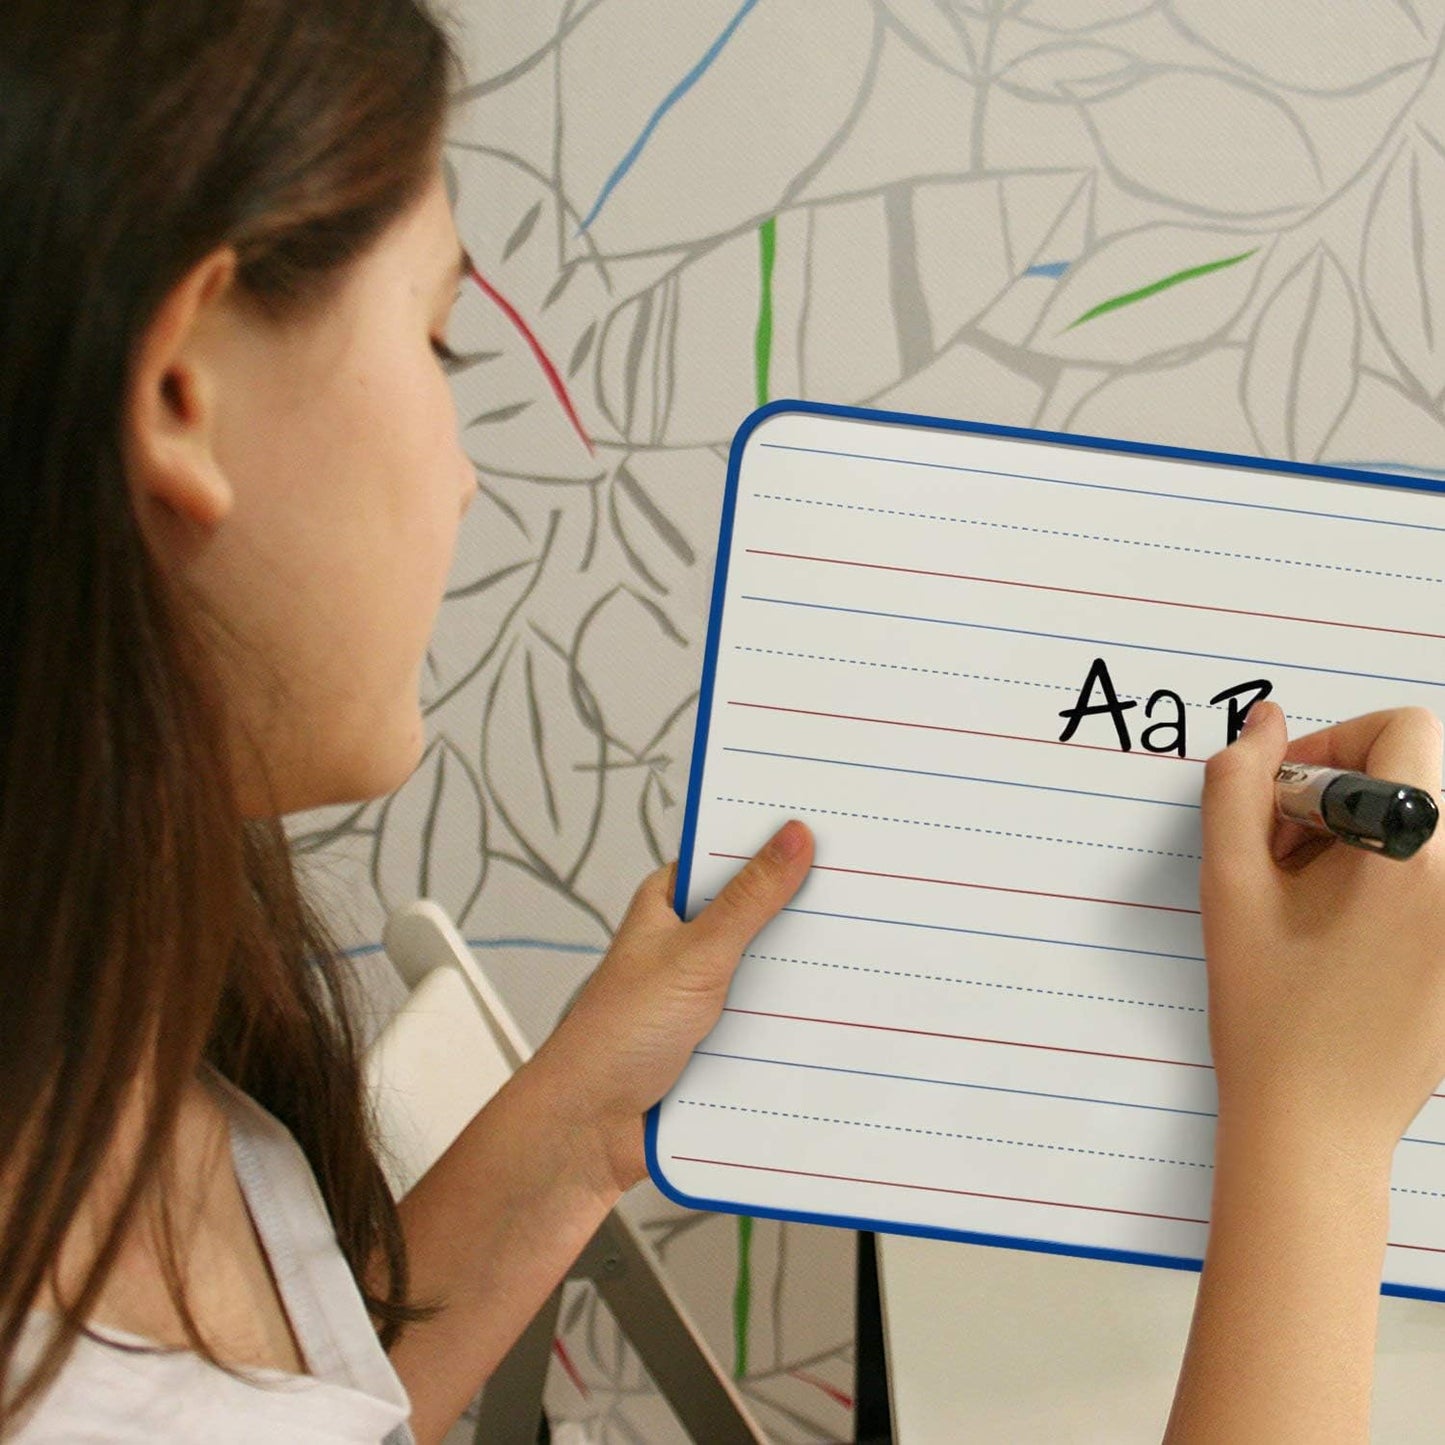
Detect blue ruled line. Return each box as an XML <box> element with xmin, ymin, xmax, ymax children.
<box><xmin>743</xmin><ymin>949</ymin><xmax>1206</xmax><ymax>1012</ymax></box>
<box><xmin>757</xmin><ymin>441</ymin><xmax>1445</xmax><ymax>535</ymax></box>
<box><xmin>715</xmin><ymin>792</ymin><xmax>1201</xmax><ymax>861</ymax></box>
<box><xmin>676</xmin><ymin>1098</ymin><xmax>1211</xmax><ymax>1169</ymax></box>
<box><xmin>774</xmin><ymin>902</ymin><xmax>1205</xmax><ymax>964</ymax></box>
<box><xmin>737</xmin><ymin>594</ymin><xmax>1445</xmax><ymax>689</ymax></box>
<box><xmin>692</xmin><ymin>1050</ymin><xmax>1445</xmax><ymax>1151</ymax></box>
<box><xmin>731</xmin><ymin>645</ymin><xmax>1340</xmax><ymax>729</ymax></box>
<box><xmin>749</xmin><ymin>491</ymin><xmax>1445</xmax><ymax>588</ymax></box>
<box><xmin>722</xmin><ymin>745</ymin><xmax>1201</xmax><ymax>811</ymax></box>
<box><xmin>693</xmin><ymin>1049</ymin><xmax>1217</xmax><ymax>1118</ymax></box>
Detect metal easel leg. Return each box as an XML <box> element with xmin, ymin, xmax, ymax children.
<box><xmin>854</xmin><ymin>1232</ymin><xmax>893</xmax><ymax>1444</ymax></box>
<box><xmin>472</xmin><ymin>1285</ymin><xmax>562</xmax><ymax>1445</ymax></box>
<box><xmin>573</xmin><ymin>1211</ymin><xmax>769</xmax><ymax>1445</ymax></box>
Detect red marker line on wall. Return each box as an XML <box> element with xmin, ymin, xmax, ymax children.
<box><xmin>467</xmin><ymin>262</ymin><xmax>595</xmax><ymax>456</ymax></box>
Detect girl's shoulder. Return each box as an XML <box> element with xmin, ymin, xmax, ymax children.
<box><xmin>7</xmin><ymin>1314</ymin><xmax>411</xmax><ymax>1444</ymax></box>
<box><xmin>9</xmin><ymin>1075</ymin><xmax>412</xmax><ymax>1444</ymax></box>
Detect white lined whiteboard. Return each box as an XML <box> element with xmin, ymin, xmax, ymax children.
<box><xmin>648</xmin><ymin>402</ymin><xmax>1445</xmax><ymax>1296</ymax></box>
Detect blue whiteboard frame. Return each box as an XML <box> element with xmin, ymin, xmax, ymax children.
<box><xmin>644</xmin><ymin>396</ymin><xmax>1445</xmax><ymax>1302</ymax></box>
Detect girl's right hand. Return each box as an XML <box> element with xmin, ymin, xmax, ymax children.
<box><xmin>1200</xmin><ymin>701</ymin><xmax>1445</xmax><ymax>1159</ymax></box>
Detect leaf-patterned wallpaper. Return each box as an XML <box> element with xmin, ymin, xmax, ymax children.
<box><xmin>295</xmin><ymin>2</ymin><xmax>1445</xmax><ymax>1439</ymax></box>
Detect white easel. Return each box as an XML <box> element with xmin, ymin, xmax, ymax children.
<box><xmin>364</xmin><ymin>901</ymin><xmax>768</xmax><ymax>1445</ymax></box>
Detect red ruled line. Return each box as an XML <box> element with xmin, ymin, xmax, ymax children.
<box><xmin>709</xmin><ymin>852</ymin><xmax>1201</xmax><ymax>915</ymax></box>
<box><xmin>727</xmin><ymin>700</ymin><xmax>1202</xmax><ymax>764</ymax></box>
<box><xmin>721</xmin><ymin>1006</ymin><xmax>1214</xmax><ymax>1070</ymax></box>
<box><xmin>745</xmin><ymin>548</ymin><xmax>1445</xmax><ymax>642</ymax></box>
<box><xmin>670</xmin><ymin>1155</ymin><xmax>1209</xmax><ymax>1226</ymax></box>
<box><xmin>671</xmin><ymin>1156</ymin><xmax>1445</xmax><ymax>1254</ymax></box>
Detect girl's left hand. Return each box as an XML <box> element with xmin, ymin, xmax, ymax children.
<box><xmin>533</xmin><ymin>819</ymin><xmax>814</xmax><ymax>1195</ymax></box>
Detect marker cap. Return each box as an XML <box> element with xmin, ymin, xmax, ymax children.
<box><xmin>1321</xmin><ymin>776</ymin><xmax>1439</xmax><ymax>860</ymax></box>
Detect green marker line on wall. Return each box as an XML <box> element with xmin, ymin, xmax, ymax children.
<box><xmin>1065</xmin><ymin>248</ymin><xmax>1258</xmax><ymax>330</ymax></box>
<box><xmin>755</xmin><ymin>216</ymin><xmax>777</xmax><ymax>408</ymax></box>
<box><xmin>733</xmin><ymin>214</ymin><xmax>777</xmax><ymax>1384</ymax></box>
<box><xmin>734</xmin><ymin>1213</ymin><xmax>754</xmax><ymax>1380</ymax></box>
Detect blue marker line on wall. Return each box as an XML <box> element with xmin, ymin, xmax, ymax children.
<box><xmin>577</xmin><ymin>0</ymin><xmax>762</xmax><ymax>233</ymax></box>
<box><xmin>468</xmin><ymin>938</ymin><xmax>605</xmax><ymax>955</ymax></box>
<box><xmin>344</xmin><ymin>937</ymin><xmax>604</xmax><ymax>960</ymax></box>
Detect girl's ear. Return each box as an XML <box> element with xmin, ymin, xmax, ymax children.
<box><xmin>124</xmin><ymin>247</ymin><xmax>240</xmax><ymax>540</ymax></box>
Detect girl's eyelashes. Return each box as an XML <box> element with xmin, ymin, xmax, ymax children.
<box><xmin>431</xmin><ymin>336</ymin><xmax>471</xmax><ymax>374</ymax></box>
<box><xmin>432</xmin><ymin>335</ymin><xmax>502</xmax><ymax>376</ymax></box>
<box><xmin>430</xmin><ymin>288</ymin><xmax>468</xmax><ymax>370</ymax></box>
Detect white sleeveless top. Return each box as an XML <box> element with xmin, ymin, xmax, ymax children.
<box><xmin>8</xmin><ymin>1076</ymin><xmax>414</xmax><ymax>1444</ymax></box>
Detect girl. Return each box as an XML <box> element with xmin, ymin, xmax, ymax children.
<box><xmin>2</xmin><ymin>2</ymin><xmax>1442</xmax><ymax>1442</ymax></box>
<box><xmin>0</xmin><ymin>3</ymin><xmax>812</xmax><ymax>1440</ymax></box>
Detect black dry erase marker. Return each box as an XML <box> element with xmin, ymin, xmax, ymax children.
<box><xmin>1274</xmin><ymin>762</ymin><xmax>1439</xmax><ymax>861</ymax></box>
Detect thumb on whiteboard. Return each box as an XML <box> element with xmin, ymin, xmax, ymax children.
<box><xmin>1201</xmin><ymin>700</ymin><xmax>1288</xmax><ymax>881</ymax></box>
<box><xmin>692</xmin><ymin>820</ymin><xmax>814</xmax><ymax>955</ymax></box>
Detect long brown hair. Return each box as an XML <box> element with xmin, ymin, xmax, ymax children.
<box><xmin>0</xmin><ymin>0</ymin><xmax>455</xmax><ymax>1420</ymax></box>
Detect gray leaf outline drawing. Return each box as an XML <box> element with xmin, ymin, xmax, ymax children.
<box><xmin>1072</xmin><ymin>66</ymin><xmax>1325</xmax><ymax>220</ymax></box>
<box><xmin>1362</xmin><ymin>125</ymin><xmax>1445</xmax><ymax>406</ymax></box>
<box><xmin>640</xmin><ymin>692</ymin><xmax>699</xmax><ymax>868</ymax></box>
<box><xmin>609</xmin><ymin>460</ymin><xmax>698</xmax><ymax>596</ymax></box>
<box><xmin>289</xmin><ymin>800</ymin><xmax>376</xmax><ymax>857</ymax></box>
<box><xmin>1243</xmin><ymin>244</ymin><xmax>1360</xmax><ymax>461</ymax></box>
<box><xmin>482</xmin><ymin>629</ymin><xmax>606</xmax><ymax>889</ymax></box>
<box><xmin>877</xmin><ymin>0</ymin><xmax>979</xmax><ymax>77</ymax></box>
<box><xmin>468</xmin><ymin>399</ymin><xmax>535</xmax><ymax>429</ymax></box>
<box><xmin>995</xmin><ymin>41</ymin><xmax>1143</xmax><ymax>104</ymax></box>
<box><xmin>425</xmin><ymin>508</ymin><xmax>562</xmax><ymax>720</ymax></box>
<box><xmin>502</xmin><ymin>200</ymin><xmax>544</xmax><ymax>262</ymax></box>
<box><xmin>572</xmin><ymin>583</ymin><xmax>689</xmax><ymax>757</ymax></box>
<box><xmin>1163</xmin><ymin>0</ymin><xmax>1436</xmax><ymax>96</ymax></box>
<box><xmin>371</xmin><ymin>737</ymin><xmax>488</xmax><ymax>921</ymax></box>
<box><xmin>568</xmin><ymin>321</ymin><xmax>598</xmax><ymax>377</ymax></box>
<box><xmin>1012</xmin><ymin>0</ymin><xmax>1160</xmax><ymax>33</ymax></box>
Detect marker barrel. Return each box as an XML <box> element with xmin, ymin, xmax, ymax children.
<box><xmin>1275</xmin><ymin>762</ymin><xmax>1438</xmax><ymax>861</ymax></box>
